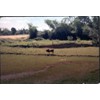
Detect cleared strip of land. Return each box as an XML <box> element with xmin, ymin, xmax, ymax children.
<box><xmin>0</xmin><ymin>35</ymin><xmax>29</xmax><ymax>40</ymax></box>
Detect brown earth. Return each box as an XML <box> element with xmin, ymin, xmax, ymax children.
<box><xmin>0</xmin><ymin>35</ymin><xmax>29</xmax><ymax>40</ymax></box>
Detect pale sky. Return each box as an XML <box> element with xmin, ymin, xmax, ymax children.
<box><xmin>0</xmin><ymin>17</ymin><xmax>65</xmax><ymax>31</ymax></box>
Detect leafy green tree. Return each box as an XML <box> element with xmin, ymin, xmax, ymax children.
<box><xmin>70</xmin><ymin>16</ymin><xmax>92</xmax><ymax>40</ymax></box>
<box><xmin>45</xmin><ymin>19</ymin><xmax>72</xmax><ymax>40</ymax></box>
<box><xmin>45</xmin><ymin>20</ymin><xmax>55</xmax><ymax>30</ymax></box>
<box><xmin>55</xmin><ymin>23</ymin><xmax>71</xmax><ymax>40</ymax></box>
<box><xmin>11</xmin><ymin>27</ymin><xmax>17</xmax><ymax>35</ymax></box>
<box><xmin>42</xmin><ymin>30</ymin><xmax>50</xmax><ymax>39</ymax></box>
<box><xmin>88</xmin><ymin>16</ymin><xmax>100</xmax><ymax>45</ymax></box>
<box><xmin>28</xmin><ymin>23</ymin><xmax>38</xmax><ymax>39</ymax></box>
<box><xmin>61</xmin><ymin>16</ymin><xmax>76</xmax><ymax>24</ymax></box>
<box><xmin>45</xmin><ymin>16</ymin><xmax>99</xmax><ymax>41</ymax></box>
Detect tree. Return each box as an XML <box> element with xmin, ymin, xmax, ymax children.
<box><xmin>61</xmin><ymin>16</ymin><xmax>76</xmax><ymax>24</ymax></box>
<box><xmin>2</xmin><ymin>28</ymin><xmax>11</xmax><ymax>35</ymax></box>
<box><xmin>45</xmin><ymin>19</ymin><xmax>72</xmax><ymax>40</ymax></box>
<box><xmin>11</xmin><ymin>27</ymin><xmax>16</xmax><ymax>35</ymax></box>
<box><xmin>45</xmin><ymin>19</ymin><xmax>58</xmax><ymax>39</ymax></box>
<box><xmin>28</xmin><ymin>23</ymin><xmax>38</xmax><ymax>39</ymax></box>
<box><xmin>70</xmin><ymin>16</ymin><xmax>93</xmax><ymax>40</ymax></box>
<box><xmin>17</xmin><ymin>29</ymin><xmax>29</xmax><ymax>34</ymax></box>
<box><xmin>42</xmin><ymin>30</ymin><xmax>50</xmax><ymax>39</ymax></box>
<box><xmin>55</xmin><ymin>23</ymin><xmax>71</xmax><ymax>40</ymax></box>
<box><xmin>45</xmin><ymin>19</ymin><xmax>56</xmax><ymax>30</ymax></box>
<box><xmin>45</xmin><ymin>16</ymin><xmax>99</xmax><ymax>41</ymax></box>
<box><xmin>88</xmin><ymin>16</ymin><xmax>100</xmax><ymax>45</ymax></box>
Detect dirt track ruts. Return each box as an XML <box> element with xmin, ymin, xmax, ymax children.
<box><xmin>1</xmin><ymin>60</ymin><xmax>64</xmax><ymax>80</ymax></box>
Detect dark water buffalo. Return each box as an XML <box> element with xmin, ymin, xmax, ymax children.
<box><xmin>46</xmin><ymin>49</ymin><xmax>54</xmax><ymax>55</ymax></box>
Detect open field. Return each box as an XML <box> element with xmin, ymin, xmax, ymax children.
<box><xmin>0</xmin><ymin>38</ymin><xmax>99</xmax><ymax>84</ymax></box>
<box><xmin>0</xmin><ymin>35</ymin><xmax>29</xmax><ymax>40</ymax></box>
<box><xmin>1</xmin><ymin>54</ymin><xmax>99</xmax><ymax>83</ymax></box>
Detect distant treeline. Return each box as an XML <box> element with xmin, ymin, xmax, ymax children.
<box><xmin>0</xmin><ymin>28</ymin><xmax>29</xmax><ymax>35</ymax></box>
<box><xmin>0</xmin><ymin>16</ymin><xmax>99</xmax><ymax>43</ymax></box>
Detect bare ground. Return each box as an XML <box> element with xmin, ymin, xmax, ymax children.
<box><xmin>0</xmin><ymin>35</ymin><xmax>29</xmax><ymax>40</ymax></box>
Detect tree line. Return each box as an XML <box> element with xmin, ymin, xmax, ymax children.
<box><xmin>0</xmin><ymin>27</ymin><xmax>29</xmax><ymax>35</ymax></box>
<box><xmin>0</xmin><ymin>16</ymin><xmax>99</xmax><ymax>44</ymax></box>
<box><xmin>42</xmin><ymin>17</ymin><xmax>99</xmax><ymax>41</ymax></box>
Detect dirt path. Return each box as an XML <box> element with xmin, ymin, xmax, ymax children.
<box><xmin>0</xmin><ymin>60</ymin><xmax>73</xmax><ymax>81</ymax></box>
<box><xmin>1</xmin><ymin>60</ymin><xmax>63</xmax><ymax>81</ymax></box>
<box><xmin>1</xmin><ymin>65</ymin><xmax>52</xmax><ymax>81</ymax></box>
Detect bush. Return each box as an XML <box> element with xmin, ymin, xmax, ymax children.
<box><xmin>76</xmin><ymin>37</ymin><xmax>81</xmax><ymax>42</ymax></box>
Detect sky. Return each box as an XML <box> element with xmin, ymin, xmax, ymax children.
<box><xmin>0</xmin><ymin>17</ymin><xmax>65</xmax><ymax>31</ymax></box>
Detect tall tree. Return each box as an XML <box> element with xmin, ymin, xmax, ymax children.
<box><xmin>11</xmin><ymin>27</ymin><xmax>16</xmax><ymax>35</ymax></box>
<box><xmin>45</xmin><ymin>18</ymin><xmax>73</xmax><ymax>40</ymax></box>
<box><xmin>45</xmin><ymin>20</ymin><xmax>55</xmax><ymax>30</ymax></box>
<box><xmin>55</xmin><ymin>23</ymin><xmax>71</xmax><ymax>40</ymax></box>
<box><xmin>70</xmin><ymin>16</ymin><xmax>92</xmax><ymax>40</ymax></box>
<box><xmin>45</xmin><ymin>19</ymin><xmax>60</xmax><ymax>30</ymax></box>
<box><xmin>88</xmin><ymin>16</ymin><xmax>100</xmax><ymax>45</ymax></box>
<box><xmin>28</xmin><ymin>23</ymin><xmax>38</xmax><ymax>39</ymax></box>
<box><xmin>61</xmin><ymin>16</ymin><xmax>75</xmax><ymax>24</ymax></box>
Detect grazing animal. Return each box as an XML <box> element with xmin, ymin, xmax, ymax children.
<box><xmin>46</xmin><ymin>49</ymin><xmax>54</xmax><ymax>55</ymax></box>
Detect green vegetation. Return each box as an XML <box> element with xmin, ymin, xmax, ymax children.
<box><xmin>0</xmin><ymin>39</ymin><xmax>93</xmax><ymax>47</ymax></box>
<box><xmin>28</xmin><ymin>23</ymin><xmax>37</xmax><ymax>39</ymax></box>
<box><xmin>0</xmin><ymin>16</ymin><xmax>99</xmax><ymax>84</ymax></box>
<box><xmin>1</xmin><ymin>55</ymin><xmax>99</xmax><ymax>84</ymax></box>
<box><xmin>1</xmin><ymin>55</ymin><xmax>62</xmax><ymax>75</ymax></box>
<box><xmin>0</xmin><ymin>39</ymin><xmax>99</xmax><ymax>84</ymax></box>
<box><xmin>0</xmin><ymin>16</ymin><xmax>99</xmax><ymax>45</ymax></box>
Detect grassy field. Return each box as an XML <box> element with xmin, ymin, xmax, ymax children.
<box><xmin>0</xmin><ymin>38</ymin><xmax>99</xmax><ymax>84</ymax></box>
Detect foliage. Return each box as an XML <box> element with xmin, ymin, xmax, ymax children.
<box><xmin>45</xmin><ymin>19</ymin><xmax>59</xmax><ymax>30</ymax></box>
<box><xmin>11</xmin><ymin>27</ymin><xmax>17</xmax><ymax>35</ymax></box>
<box><xmin>42</xmin><ymin>30</ymin><xmax>50</xmax><ymax>39</ymax></box>
<box><xmin>1</xmin><ymin>16</ymin><xmax>99</xmax><ymax>45</ymax></box>
<box><xmin>88</xmin><ymin>16</ymin><xmax>100</xmax><ymax>45</ymax></box>
<box><xmin>28</xmin><ymin>23</ymin><xmax>38</xmax><ymax>39</ymax></box>
<box><xmin>0</xmin><ymin>28</ymin><xmax>11</xmax><ymax>35</ymax></box>
<box><xmin>1</xmin><ymin>45</ymin><xmax>99</xmax><ymax>83</ymax></box>
<box><xmin>17</xmin><ymin>29</ymin><xmax>29</xmax><ymax>34</ymax></box>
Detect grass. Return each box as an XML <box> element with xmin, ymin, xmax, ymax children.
<box><xmin>1</xmin><ymin>54</ymin><xmax>62</xmax><ymax>75</ymax></box>
<box><xmin>1</xmin><ymin>56</ymin><xmax>99</xmax><ymax>84</ymax></box>
<box><xmin>0</xmin><ymin>46</ymin><xmax>99</xmax><ymax>57</ymax></box>
<box><xmin>0</xmin><ymin>39</ymin><xmax>99</xmax><ymax>84</ymax></box>
<box><xmin>0</xmin><ymin>39</ymin><xmax>92</xmax><ymax>47</ymax></box>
